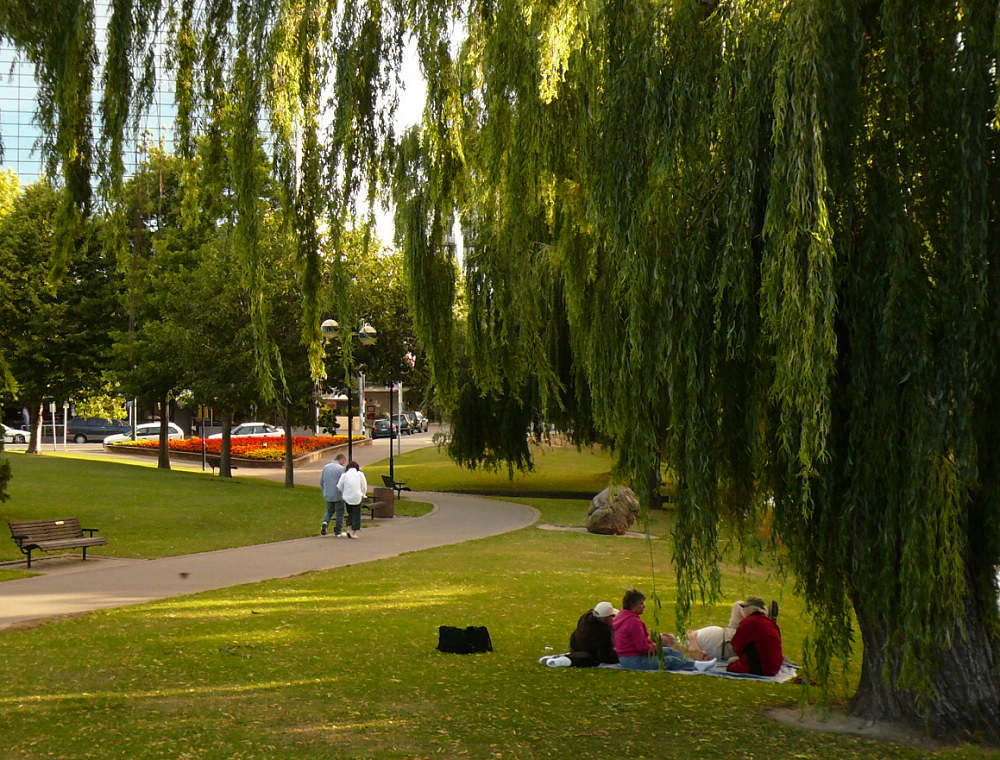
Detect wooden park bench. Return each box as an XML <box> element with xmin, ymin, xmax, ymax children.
<box><xmin>8</xmin><ymin>518</ymin><xmax>107</xmax><ymax>568</ymax></box>
<box><xmin>381</xmin><ymin>474</ymin><xmax>412</xmax><ymax>499</ymax></box>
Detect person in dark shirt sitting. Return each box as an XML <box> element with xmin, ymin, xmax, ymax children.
<box><xmin>568</xmin><ymin>601</ymin><xmax>620</xmax><ymax>666</ymax></box>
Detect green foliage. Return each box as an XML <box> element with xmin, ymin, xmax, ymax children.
<box><xmin>392</xmin><ymin>127</ymin><xmax>462</xmax><ymax>410</ymax></box>
<box><xmin>6</xmin><ymin>0</ymin><xmax>1000</xmax><ymax>738</ymax></box>
<box><xmin>0</xmin><ymin>448</ymin><xmax>9</xmax><ymax>504</ymax></box>
<box><xmin>111</xmin><ymin>150</ymin><xmax>192</xmax><ymax>429</ymax></box>
<box><xmin>0</xmin><ymin>0</ymin><xmax>96</xmax><ymax>278</ymax></box>
<box><xmin>72</xmin><ymin>382</ymin><xmax>128</xmax><ymax>420</ymax></box>
<box><xmin>0</xmin><ymin>169</ymin><xmax>18</xmax><ymax>219</ymax></box>
<box><xmin>4</xmin><ymin>0</ymin><xmax>414</xmax><ymax>402</ymax></box>
<box><xmin>0</xmin><ymin>181</ymin><xmax>120</xmax><ymax>452</ymax></box>
<box><xmin>398</xmin><ymin>0</ymin><xmax>1000</xmax><ymax>738</ymax></box>
<box><xmin>109</xmin><ymin>144</ymin><xmax>313</xmax><ymax>476</ymax></box>
<box><xmin>321</xmin><ymin>230</ymin><xmax>430</xmax><ymax>404</ymax></box>
<box><xmin>0</xmin><ymin>170</ymin><xmax>20</xmax><ymax>399</ymax></box>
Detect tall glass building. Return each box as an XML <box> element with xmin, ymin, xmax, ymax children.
<box><xmin>0</xmin><ymin>3</ymin><xmax>178</xmax><ymax>185</ymax></box>
<box><xmin>0</xmin><ymin>43</ymin><xmax>41</xmax><ymax>181</ymax></box>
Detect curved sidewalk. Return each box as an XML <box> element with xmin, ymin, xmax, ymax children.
<box><xmin>0</xmin><ymin>491</ymin><xmax>538</xmax><ymax>632</ymax></box>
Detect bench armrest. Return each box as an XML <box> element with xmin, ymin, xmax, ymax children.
<box><xmin>11</xmin><ymin>533</ymin><xmax>28</xmax><ymax>543</ymax></box>
<box><xmin>82</xmin><ymin>528</ymin><xmax>100</xmax><ymax>536</ymax></box>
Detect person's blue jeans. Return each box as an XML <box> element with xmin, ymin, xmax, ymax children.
<box><xmin>323</xmin><ymin>500</ymin><xmax>345</xmax><ymax>534</ymax></box>
<box><xmin>619</xmin><ymin>647</ymin><xmax>695</xmax><ymax>671</ymax></box>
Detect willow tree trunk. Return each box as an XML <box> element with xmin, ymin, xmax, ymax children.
<box><xmin>850</xmin><ymin>576</ymin><xmax>1000</xmax><ymax>742</ymax></box>
<box><xmin>218</xmin><ymin>407</ymin><xmax>233</xmax><ymax>478</ymax></box>
<box><xmin>646</xmin><ymin>465</ymin><xmax>664</xmax><ymax>510</ymax></box>
<box><xmin>157</xmin><ymin>396</ymin><xmax>171</xmax><ymax>470</ymax></box>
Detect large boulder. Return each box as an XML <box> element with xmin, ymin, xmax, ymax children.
<box><xmin>586</xmin><ymin>486</ymin><xmax>640</xmax><ymax>535</ymax></box>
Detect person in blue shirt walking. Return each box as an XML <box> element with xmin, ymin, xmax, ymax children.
<box><xmin>320</xmin><ymin>454</ymin><xmax>348</xmax><ymax>536</ymax></box>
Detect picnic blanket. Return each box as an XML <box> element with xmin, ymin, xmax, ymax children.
<box><xmin>538</xmin><ymin>654</ymin><xmax>799</xmax><ymax>683</ymax></box>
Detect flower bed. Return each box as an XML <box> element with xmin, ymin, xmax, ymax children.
<box><xmin>109</xmin><ymin>435</ymin><xmax>350</xmax><ymax>462</ymax></box>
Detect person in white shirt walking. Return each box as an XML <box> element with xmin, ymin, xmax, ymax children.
<box><xmin>337</xmin><ymin>461</ymin><xmax>369</xmax><ymax>539</ymax></box>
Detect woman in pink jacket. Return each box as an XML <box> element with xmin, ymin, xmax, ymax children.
<box><xmin>613</xmin><ymin>589</ymin><xmax>696</xmax><ymax>671</ymax></box>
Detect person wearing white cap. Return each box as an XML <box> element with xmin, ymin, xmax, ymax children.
<box><xmin>567</xmin><ymin>600</ymin><xmax>620</xmax><ymax>666</ymax></box>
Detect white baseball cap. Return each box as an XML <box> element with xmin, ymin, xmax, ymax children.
<box><xmin>593</xmin><ymin>601</ymin><xmax>619</xmax><ymax>619</ymax></box>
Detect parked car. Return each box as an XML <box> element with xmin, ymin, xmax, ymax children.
<box><xmin>402</xmin><ymin>411</ymin><xmax>421</xmax><ymax>434</ymax></box>
<box><xmin>104</xmin><ymin>421</ymin><xmax>185</xmax><ymax>444</ymax></box>
<box><xmin>67</xmin><ymin>417</ymin><xmax>131</xmax><ymax>443</ymax></box>
<box><xmin>207</xmin><ymin>422</ymin><xmax>285</xmax><ymax>440</ymax></box>
<box><xmin>2</xmin><ymin>423</ymin><xmax>28</xmax><ymax>444</ymax></box>
<box><xmin>391</xmin><ymin>414</ymin><xmax>414</xmax><ymax>435</ymax></box>
<box><xmin>412</xmin><ymin>411</ymin><xmax>430</xmax><ymax>432</ymax></box>
<box><xmin>371</xmin><ymin>418</ymin><xmax>398</xmax><ymax>439</ymax></box>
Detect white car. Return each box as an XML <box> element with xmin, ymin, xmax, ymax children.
<box><xmin>412</xmin><ymin>411</ymin><xmax>430</xmax><ymax>432</ymax></box>
<box><xmin>2</xmin><ymin>423</ymin><xmax>28</xmax><ymax>444</ymax></box>
<box><xmin>207</xmin><ymin>422</ymin><xmax>285</xmax><ymax>440</ymax></box>
<box><xmin>104</xmin><ymin>421</ymin><xmax>185</xmax><ymax>444</ymax></box>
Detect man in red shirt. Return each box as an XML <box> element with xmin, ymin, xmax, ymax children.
<box><xmin>726</xmin><ymin>599</ymin><xmax>783</xmax><ymax>676</ymax></box>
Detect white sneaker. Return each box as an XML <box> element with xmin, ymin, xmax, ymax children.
<box><xmin>546</xmin><ymin>656</ymin><xmax>572</xmax><ymax>667</ymax></box>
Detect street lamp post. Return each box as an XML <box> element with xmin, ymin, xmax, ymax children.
<box><xmin>321</xmin><ymin>318</ymin><xmax>377</xmax><ymax>463</ymax></box>
<box><xmin>388</xmin><ymin>381</ymin><xmax>395</xmax><ymax>483</ymax></box>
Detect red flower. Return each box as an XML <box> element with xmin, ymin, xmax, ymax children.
<box><xmin>110</xmin><ymin>435</ymin><xmax>350</xmax><ymax>460</ymax></box>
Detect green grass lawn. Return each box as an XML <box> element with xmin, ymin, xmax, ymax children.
<box><xmin>3</xmin><ymin>508</ymin><xmax>994</xmax><ymax>759</ymax></box>
<box><xmin>363</xmin><ymin>441</ymin><xmax>614</xmax><ymax>495</ymax></box>
<box><xmin>0</xmin><ymin>568</ymin><xmax>35</xmax><ymax>581</ymax></box>
<box><xmin>1</xmin><ymin>451</ymin><xmax>997</xmax><ymax>758</ymax></box>
<box><xmin>0</xmin><ymin>453</ymin><xmax>431</xmax><ymax>562</ymax></box>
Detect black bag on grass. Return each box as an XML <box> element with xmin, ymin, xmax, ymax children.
<box><xmin>437</xmin><ymin>625</ymin><xmax>493</xmax><ymax>654</ymax></box>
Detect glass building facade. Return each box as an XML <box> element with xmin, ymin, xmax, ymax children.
<box><xmin>0</xmin><ymin>3</ymin><xmax>178</xmax><ymax>185</ymax></box>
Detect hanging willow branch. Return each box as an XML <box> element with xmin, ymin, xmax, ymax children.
<box><xmin>410</xmin><ymin>0</ymin><xmax>1000</xmax><ymax>740</ymax></box>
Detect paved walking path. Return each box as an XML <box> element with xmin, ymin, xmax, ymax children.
<box><xmin>0</xmin><ymin>491</ymin><xmax>539</xmax><ymax>631</ymax></box>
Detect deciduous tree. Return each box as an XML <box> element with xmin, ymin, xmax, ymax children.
<box><xmin>321</xmin><ymin>229</ymin><xmax>430</xmax><ymax>407</ymax></box>
<box><xmin>0</xmin><ymin>181</ymin><xmax>119</xmax><ymax>454</ymax></box>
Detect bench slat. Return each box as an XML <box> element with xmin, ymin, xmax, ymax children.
<box><xmin>31</xmin><ymin>537</ymin><xmax>107</xmax><ymax>550</ymax></box>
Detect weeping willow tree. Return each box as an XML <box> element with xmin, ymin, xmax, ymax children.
<box><xmin>5</xmin><ymin>0</ymin><xmax>1000</xmax><ymax>741</ymax></box>
<box><xmin>394</xmin><ymin>0</ymin><xmax>1000</xmax><ymax>742</ymax></box>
